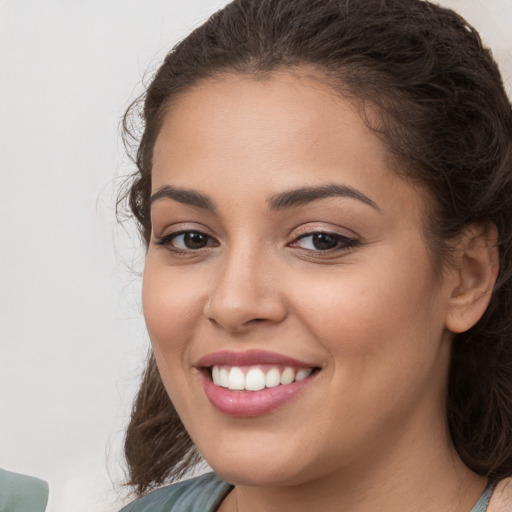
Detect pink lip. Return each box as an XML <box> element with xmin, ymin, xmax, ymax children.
<box><xmin>201</xmin><ymin>372</ymin><xmax>316</xmax><ymax>417</ymax></box>
<box><xmin>196</xmin><ymin>350</ymin><xmax>319</xmax><ymax>417</ymax></box>
<box><xmin>196</xmin><ymin>349</ymin><xmax>313</xmax><ymax>368</ymax></box>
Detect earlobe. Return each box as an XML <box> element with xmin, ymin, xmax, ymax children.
<box><xmin>445</xmin><ymin>223</ymin><xmax>499</xmax><ymax>334</ymax></box>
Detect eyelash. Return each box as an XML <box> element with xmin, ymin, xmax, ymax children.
<box><xmin>289</xmin><ymin>231</ymin><xmax>358</xmax><ymax>252</ymax></box>
<box><xmin>155</xmin><ymin>229</ymin><xmax>358</xmax><ymax>255</ymax></box>
<box><xmin>155</xmin><ymin>230</ymin><xmax>219</xmax><ymax>253</ymax></box>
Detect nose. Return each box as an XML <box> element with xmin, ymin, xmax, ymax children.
<box><xmin>203</xmin><ymin>249</ymin><xmax>287</xmax><ymax>333</ymax></box>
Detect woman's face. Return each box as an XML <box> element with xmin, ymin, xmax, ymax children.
<box><xmin>143</xmin><ymin>71</ymin><xmax>457</xmax><ymax>486</ymax></box>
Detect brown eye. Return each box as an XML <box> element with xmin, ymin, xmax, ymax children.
<box><xmin>291</xmin><ymin>232</ymin><xmax>356</xmax><ymax>251</ymax></box>
<box><xmin>310</xmin><ymin>233</ymin><xmax>339</xmax><ymax>250</ymax></box>
<box><xmin>157</xmin><ymin>230</ymin><xmax>218</xmax><ymax>251</ymax></box>
<box><xmin>181</xmin><ymin>232</ymin><xmax>209</xmax><ymax>249</ymax></box>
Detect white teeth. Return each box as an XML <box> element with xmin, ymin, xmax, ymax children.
<box><xmin>295</xmin><ymin>368</ymin><xmax>313</xmax><ymax>381</ymax></box>
<box><xmin>211</xmin><ymin>365</ymin><xmax>314</xmax><ymax>391</ymax></box>
<box><xmin>280</xmin><ymin>367</ymin><xmax>295</xmax><ymax>385</ymax></box>
<box><xmin>218</xmin><ymin>368</ymin><xmax>229</xmax><ymax>387</ymax></box>
<box><xmin>212</xmin><ymin>366</ymin><xmax>220</xmax><ymax>384</ymax></box>
<box><xmin>228</xmin><ymin>367</ymin><xmax>245</xmax><ymax>390</ymax></box>
<box><xmin>265</xmin><ymin>367</ymin><xmax>281</xmax><ymax>388</ymax></box>
<box><xmin>245</xmin><ymin>368</ymin><xmax>266</xmax><ymax>391</ymax></box>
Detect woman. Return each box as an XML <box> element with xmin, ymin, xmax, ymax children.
<box><xmin>119</xmin><ymin>0</ymin><xmax>512</xmax><ymax>510</ymax></box>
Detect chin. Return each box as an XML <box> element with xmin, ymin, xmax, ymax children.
<box><xmin>211</xmin><ymin>462</ymin><xmax>304</xmax><ymax>487</ymax></box>
<box><xmin>200</xmin><ymin>443</ymin><xmax>322</xmax><ymax>488</ymax></box>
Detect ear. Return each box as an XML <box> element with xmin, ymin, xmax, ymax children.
<box><xmin>445</xmin><ymin>223</ymin><xmax>499</xmax><ymax>334</ymax></box>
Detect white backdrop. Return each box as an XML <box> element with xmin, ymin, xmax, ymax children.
<box><xmin>1</xmin><ymin>1</ymin><xmax>511</xmax><ymax>511</ymax></box>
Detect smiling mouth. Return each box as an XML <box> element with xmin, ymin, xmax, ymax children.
<box><xmin>199</xmin><ymin>353</ymin><xmax>321</xmax><ymax>416</ymax></box>
<box><xmin>208</xmin><ymin>365</ymin><xmax>319</xmax><ymax>391</ymax></box>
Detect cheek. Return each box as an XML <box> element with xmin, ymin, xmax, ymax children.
<box><xmin>289</xmin><ymin>259</ymin><xmax>450</xmax><ymax>434</ymax></box>
<box><xmin>292</xmin><ymin>251</ymin><xmax>445</xmax><ymax>365</ymax></box>
<box><xmin>141</xmin><ymin>258</ymin><xmax>208</xmax><ymax>419</ymax></box>
<box><xmin>142</xmin><ymin>255</ymin><xmax>205</xmax><ymax>361</ymax></box>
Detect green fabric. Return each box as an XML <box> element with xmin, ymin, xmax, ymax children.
<box><xmin>120</xmin><ymin>472</ymin><xmax>497</xmax><ymax>511</ymax></box>
<box><xmin>119</xmin><ymin>473</ymin><xmax>233</xmax><ymax>512</ymax></box>
<box><xmin>0</xmin><ymin>469</ymin><xmax>49</xmax><ymax>512</ymax></box>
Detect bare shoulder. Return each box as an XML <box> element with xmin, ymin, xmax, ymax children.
<box><xmin>488</xmin><ymin>478</ymin><xmax>512</xmax><ymax>512</ymax></box>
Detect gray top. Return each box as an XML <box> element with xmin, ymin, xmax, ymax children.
<box><xmin>119</xmin><ymin>472</ymin><xmax>497</xmax><ymax>512</ymax></box>
<box><xmin>471</xmin><ymin>481</ymin><xmax>495</xmax><ymax>512</ymax></box>
<box><xmin>119</xmin><ymin>473</ymin><xmax>233</xmax><ymax>512</ymax></box>
<box><xmin>0</xmin><ymin>468</ymin><xmax>49</xmax><ymax>512</ymax></box>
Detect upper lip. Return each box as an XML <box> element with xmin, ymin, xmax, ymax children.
<box><xmin>196</xmin><ymin>349</ymin><xmax>316</xmax><ymax>368</ymax></box>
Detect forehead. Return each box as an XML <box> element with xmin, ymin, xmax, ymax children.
<box><xmin>151</xmin><ymin>70</ymin><xmax>423</xmax><ymax>219</ymax></box>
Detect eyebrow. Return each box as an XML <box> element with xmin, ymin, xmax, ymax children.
<box><xmin>268</xmin><ymin>183</ymin><xmax>380</xmax><ymax>211</ymax></box>
<box><xmin>150</xmin><ymin>185</ymin><xmax>216</xmax><ymax>211</ymax></box>
<box><xmin>149</xmin><ymin>182</ymin><xmax>379</xmax><ymax>213</ymax></box>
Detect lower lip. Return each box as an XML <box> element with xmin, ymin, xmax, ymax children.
<box><xmin>201</xmin><ymin>371</ymin><xmax>316</xmax><ymax>417</ymax></box>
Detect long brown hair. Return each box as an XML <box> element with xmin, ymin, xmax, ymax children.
<box><xmin>120</xmin><ymin>0</ymin><xmax>512</xmax><ymax>496</ymax></box>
